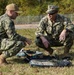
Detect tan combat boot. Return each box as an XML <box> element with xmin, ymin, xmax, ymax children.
<box><xmin>0</xmin><ymin>54</ymin><xmax>7</xmax><ymax>65</ymax></box>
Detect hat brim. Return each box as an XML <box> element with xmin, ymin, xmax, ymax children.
<box><xmin>15</xmin><ymin>11</ymin><xmax>22</xmax><ymax>13</ymax></box>
<box><xmin>46</xmin><ymin>10</ymin><xmax>58</xmax><ymax>14</ymax></box>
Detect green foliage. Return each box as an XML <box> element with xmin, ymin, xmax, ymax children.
<box><xmin>0</xmin><ymin>0</ymin><xmax>74</xmax><ymax>15</ymax></box>
<box><xmin>0</xmin><ymin>0</ymin><xmax>8</xmax><ymax>15</ymax></box>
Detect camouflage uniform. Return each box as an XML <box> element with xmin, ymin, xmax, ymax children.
<box><xmin>0</xmin><ymin>14</ymin><xmax>26</xmax><ymax>58</ymax></box>
<box><xmin>35</xmin><ymin>14</ymin><xmax>74</xmax><ymax>54</ymax></box>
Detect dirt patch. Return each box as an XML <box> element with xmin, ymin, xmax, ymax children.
<box><xmin>15</xmin><ymin>24</ymin><xmax>38</xmax><ymax>29</ymax></box>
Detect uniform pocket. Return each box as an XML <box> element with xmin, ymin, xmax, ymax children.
<box><xmin>1</xmin><ymin>38</ymin><xmax>15</xmax><ymax>50</ymax></box>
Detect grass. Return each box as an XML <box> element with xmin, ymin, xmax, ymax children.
<box><xmin>0</xmin><ymin>29</ymin><xmax>74</xmax><ymax>75</ymax></box>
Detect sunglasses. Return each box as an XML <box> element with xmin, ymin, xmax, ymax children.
<box><xmin>48</xmin><ymin>12</ymin><xmax>56</xmax><ymax>15</ymax></box>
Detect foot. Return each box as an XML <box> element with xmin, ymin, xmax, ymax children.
<box><xmin>59</xmin><ymin>54</ymin><xmax>72</xmax><ymax>60</ymax></box>
<box><xmin>0</xmin><ymin>54</ymin><xmax>8</xmax><ymax>65</ymax></box>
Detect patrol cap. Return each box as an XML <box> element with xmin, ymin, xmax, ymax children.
<box><xmin>46</xmin><ymin>5</ymin><xmax>59</xmax><ymax>15</ymax></box>
<box><xmin>6</xmin><ymin>3</ymin><xmax>22</xmax><ymax>13</ymax></box>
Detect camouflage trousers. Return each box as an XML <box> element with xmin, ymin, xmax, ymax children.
<box><xmin>0</xmin><ymin>38</ymin><xmax>26</xmax><ymax>58</ymax></box>
<box><xmin>35</xmin><ymin>32</ymin><xmax>73</xmax><ymax>54</ymax></box>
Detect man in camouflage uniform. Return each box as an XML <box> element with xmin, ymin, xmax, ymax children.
<box><xmin>0</xmin><ymin>3</ymin><xmax>32</xmax><ymax>64</ymax></box>
<box><xmin>35</xmin><ymin>5</ymin><xmax>74</xmax><ymax>58</ymax></box>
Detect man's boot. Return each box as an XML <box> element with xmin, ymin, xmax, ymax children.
<box><xmin>46</xmin><ymin>48</ymin><xmax>53</xmax><ymax>55</ymax></box>
<box><xmin>0</xmin><ymin>54</ymin><xmax>7</xmax><ymax>65</ymax></box>
<box><xmin>61</xmin><ymin>47</ymin><xmax>72</xmax><ymax>60</ymax></box>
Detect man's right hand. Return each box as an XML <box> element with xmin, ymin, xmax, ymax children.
<box><xmin>40</xmin><ymin>36</ymin><xmax>49</xmax><ymax>48</ymax></box>
<box><xmin>25</xmin><ymin>38</ymin><xmax>32</xmax><ymax>45</ymax></box>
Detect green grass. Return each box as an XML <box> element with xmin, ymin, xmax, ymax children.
<box><xmin>0</xmin><ymin>29</ymin><xmax>74</xmax><ymax>75</ymax></box>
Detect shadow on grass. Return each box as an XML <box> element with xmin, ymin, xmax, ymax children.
<box><xmin>7</xmin><ymin>57</ymin><xmax>28</xmax><ymax>64</ymax></box>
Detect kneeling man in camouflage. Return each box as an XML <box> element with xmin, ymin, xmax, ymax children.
<box><xmin>0</xmin><ymin>3</ymin><xmax>32</xmax><ymax>64</ymax></box>
<box><xmin>35</xmin><ymin>5</ymin><xmax>74</xmax><ymax>59</ymax></box>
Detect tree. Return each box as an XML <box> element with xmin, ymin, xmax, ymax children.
<box><xmin>0</xmin><ymin>0</ymin><xmax>8</xmax><ymax>15</ymax></box>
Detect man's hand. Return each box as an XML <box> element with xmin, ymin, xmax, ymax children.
<box><xmin>40</xmin><ymin>36</ymin><xmax>49</xmax><ymax>48</ymax></box>
<box><xmin>59</xmin><ymin>29</ymin><xmax>66</xmax><ymax>41</ymax></box>
<box><xmin>25</xmin><ymin>38</ymin><xmax>32</xmax><ymax>45</ymax></box>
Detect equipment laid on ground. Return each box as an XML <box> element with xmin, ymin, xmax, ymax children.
<box><xmin>30</xmin><ymin>59</ymin><xmax>71</xmax><ymax>67</ymax></box>
<box><xmin>16</xmin><ymin>49</ymin><xmax>72</xmax><ymax>67</ymax></box>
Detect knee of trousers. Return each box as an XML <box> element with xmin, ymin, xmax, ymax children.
<box><xmin>3</xmin><ymin>41</ymin><xmax>25</xmax><ymax>58</ymax></box>
<box><xmin>35</xmin><ymin>37</ymin><xmax>51</xmax><ymax>50</ymax></box>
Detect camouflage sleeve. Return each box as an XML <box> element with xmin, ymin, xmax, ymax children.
<box><xmin>35</xmin><ymin>18</ymin><xmax>46</xmax><ymax>37</ymax></box>
<box><xmin>63</xmin><ymin>16</ymin><xmax>74</xmax><ymax>32</ymax></box>
<box><xmin>3</xmin><ymin>20</ymin><xmax>26</xmax><ymax>41</ymax></box>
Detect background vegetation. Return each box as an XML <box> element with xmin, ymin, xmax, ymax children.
<box><xmin>0</xmin><ymin>0</ymin><xmax>74</xmax><ymax>16</ymax></box>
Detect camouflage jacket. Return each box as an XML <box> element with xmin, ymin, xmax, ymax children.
<box><xmin>35</xmin><ymin>14</ymin><xmax>74</xmax><ymax>39</ymax></box>
<box><xmin>0</xmin><ymin>14</ymin><xmax>26</xmax><ymax>41</ymax></box>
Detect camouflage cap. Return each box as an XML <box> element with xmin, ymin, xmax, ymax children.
<box><xmin>6</xmin><ymin>3</ymin><xmax>22</xmax><ymax>13</ymax></box>
<box><xmin>46</xmin><ymin>5</ymin><xmax>59</xmax><ymax>14</ymax></box>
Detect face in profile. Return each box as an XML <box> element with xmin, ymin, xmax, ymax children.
<box><xmin>10</xmin><ymin>10</ymin><xmax>18</xmax><ymax>19</ymax></box>
<box><xmin>48</xmin><ymin>13</ymin><xmax>57</xmax><ymax>20</ymax></box>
